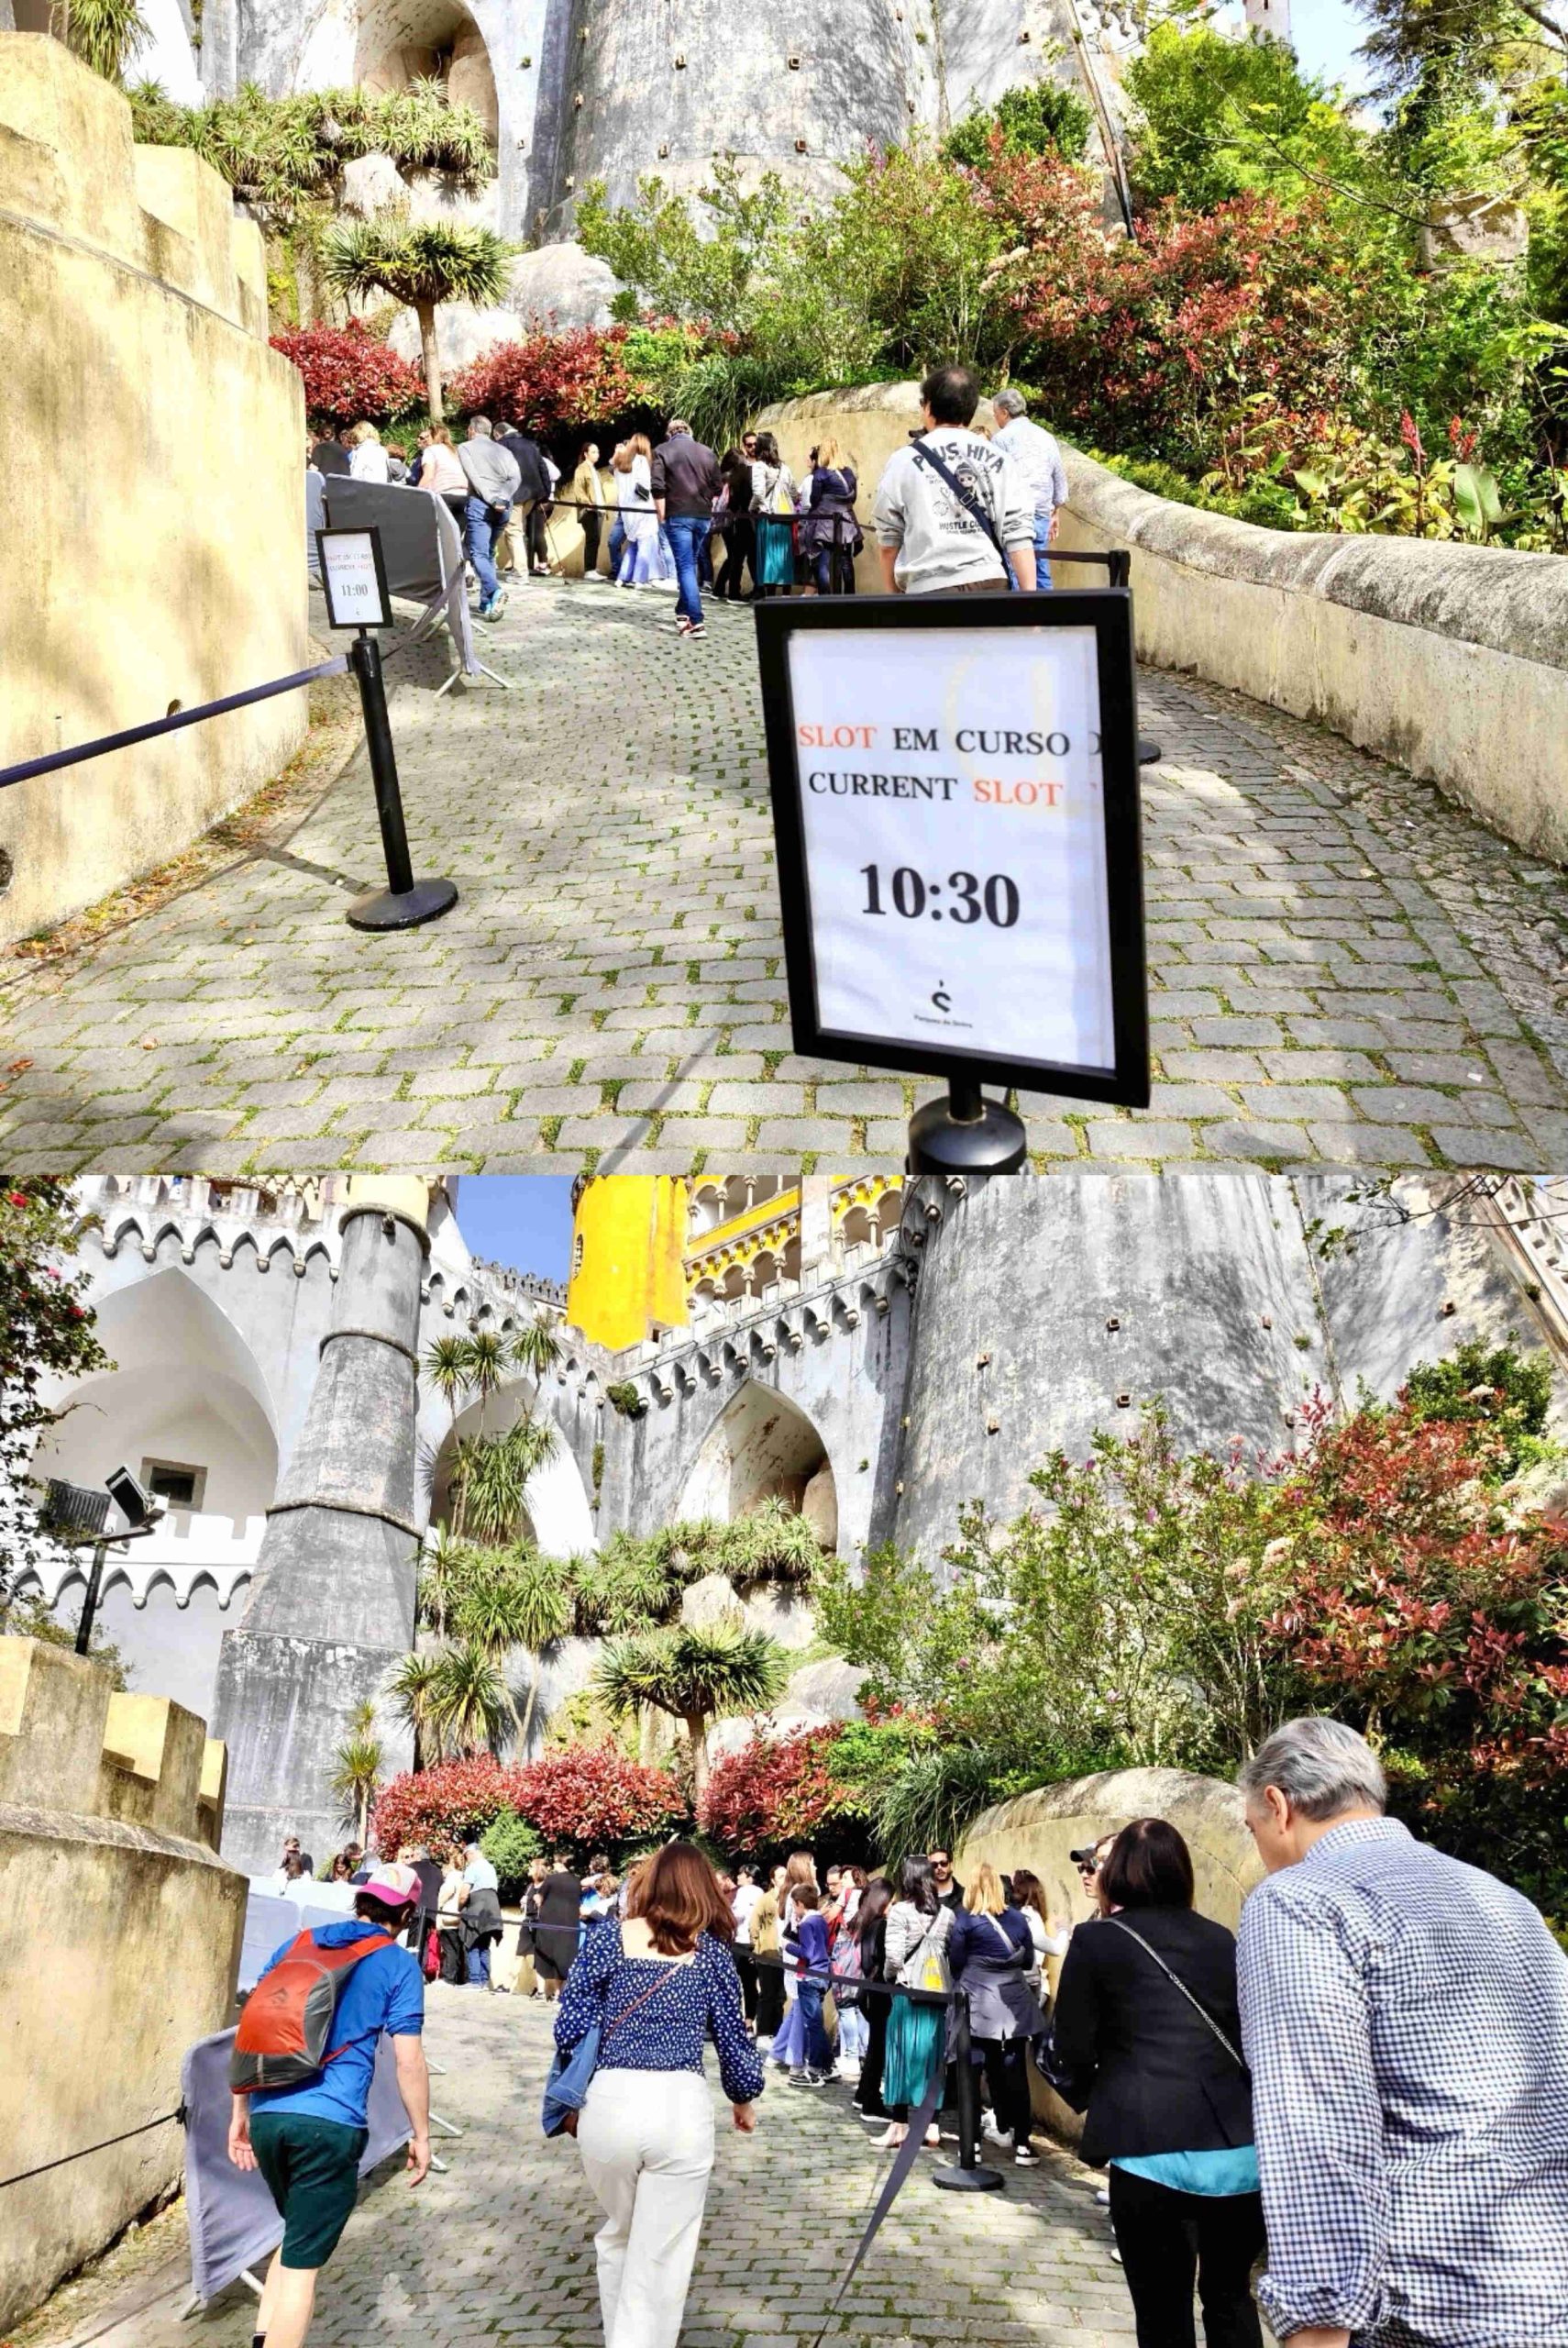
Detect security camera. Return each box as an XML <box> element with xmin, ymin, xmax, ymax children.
<box><xmin>104</xmin><ymin>1465</ymin><xmax>161</xmax><ymax>1529</ymax></box>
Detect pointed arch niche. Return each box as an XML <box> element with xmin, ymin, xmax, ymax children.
<box><xmin>678</xmin><ymin>1384</ymin><xmax>838</xmax><ymax>1552</ymax></box>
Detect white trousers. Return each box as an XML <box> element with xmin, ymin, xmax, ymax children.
<box><xmin>576</xmin><ymin>2068</ymin><xmax>715</xmax><ymax>2348</ymax></box>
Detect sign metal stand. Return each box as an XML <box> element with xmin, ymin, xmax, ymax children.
<box><xmin>756</xmin><ymin>584</ymin><xmax>1150</xmax><ymax>1167</ymax></box>
<box><xmin>315</xmin><ymin>526</ymin><xmax>459</xmax><ymax>932</ymax></box>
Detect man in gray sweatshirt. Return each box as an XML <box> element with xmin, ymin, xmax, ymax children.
<box><xmin>458</xmin><ymin>415</ymin><xmax>522</xmax><ymax>621</ymax></box>
<box><xmin>874</xmin><ymin>365</ymin><xmax>1036</xmax><ymax>594</ymax></box>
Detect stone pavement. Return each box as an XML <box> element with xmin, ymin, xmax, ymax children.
<box><xmin>89</xmin><ymin>1988</ymin><xmax>1134</xmax><ymax>2348</ymax></box>
<box><xmin>2</xmin><ymin>577</ymin><xmax>1565</xmax><ymax>1175</ymax></box>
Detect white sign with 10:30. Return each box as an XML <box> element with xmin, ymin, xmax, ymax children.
<box><xmin>787</xmin><ymin>625</ymin><xmax>1115</xmax><ymax>1075</ymax></box>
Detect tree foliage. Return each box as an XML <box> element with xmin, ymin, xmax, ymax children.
<box><xmin>270</xmin><ymin>320</ymin><xmax>425</xmax><ymax>430</ymax></box>
<box><xmin>127</xmin><ymin>78</ymin><xmax>495</xmax><ymax>226</ymax></box>
<box><xmin>370</xmin><ymin>1747</ymin><xmax>683</xmax><ymax>1865</ymax></box>
<box><xmin>0</xmin><ymin>1185</ymin><xmax>111</xmax><ymax>1601</ymax></box>
<box><xmin>943</xmin><ymin>80</ymin><xmax>1094</xmax><ymax>169</ymax></box>
<box><xmin>595</xmin><ymin>1621</ymin><xmax>790</xmax><ymax>1795</ymax></box>
<box><xmin>322</xmin><ymin>215</ymin><xmax>514</xmax><ymax>418</ymax></box>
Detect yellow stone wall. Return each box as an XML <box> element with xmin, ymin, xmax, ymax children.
<box><xmin>0</xmin><ymin>1642</ymin><xmax>245</xmax><ymax>2328</ymax></box>
<box><xmin>568</xmin><ymin>1175</ymin><xmax>690</xmax><ymax>1348</ymax></box>
<box><xmin>0</xmin><ymin>37</ymin><xmax>309</xmax><ymax>947</ymax></box>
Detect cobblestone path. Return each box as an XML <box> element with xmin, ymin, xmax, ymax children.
<box><xmin>94</xmin><ymin>1988</ymin><xmax>1134</xmax><ymax>2348</ymax></box>
<box><xmin>2</xmin><ymin>578</ymin><xmax>1565</xmax><ymax>1175</ymax></box>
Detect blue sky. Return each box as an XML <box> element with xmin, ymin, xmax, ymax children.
<box><xmin>454</xmin><ymin>1178</ymin><xmax>577</xmax><ymax>1283</ymax></box>
<box><xmin>1291</xmin><ymin>0</ymin><xmax>1375</xmax><ymax>97</ymax></box>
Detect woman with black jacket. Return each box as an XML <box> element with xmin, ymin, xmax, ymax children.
<box><xmin>851</xmin><ymin>1877</ymin><xmax>893</xmax><ymax>2122</ymax></box>
<box><xmin>1050</xmin><ymin>1818</ymin><xmax>1264</xmax><ymax>2348</ymax></box>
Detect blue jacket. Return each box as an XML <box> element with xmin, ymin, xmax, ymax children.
<box><xmin>948</xmin><ymin>1905</ymin><xmax>1046</xmax><ymax>2043</ymax></box>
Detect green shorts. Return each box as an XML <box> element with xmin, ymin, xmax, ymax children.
<box><xmin>248</xmin><ymin>2113</ymin><xmax>368</xmax><ymax>2270</ymax></box>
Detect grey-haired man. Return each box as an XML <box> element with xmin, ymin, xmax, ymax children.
<box><xmin>1235</xmin><ymin>1716</ymin><xmax>1568</xmax><ymax>2348</ymax></box>
<box><xmin>990</xmin><ymin>386</ymin><xmax>1067</xmax><ymax>589</ymax></box>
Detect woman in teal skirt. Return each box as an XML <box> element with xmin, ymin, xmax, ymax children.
<box><xmin>748</xmin><ymin>433</ymin><xmax>799</xmax><ymax>597</ymax></box>
<box><xmin>877</xmin><ymin>1855</ymin><xmax>953</xmax><ymax>2150</ymax></box>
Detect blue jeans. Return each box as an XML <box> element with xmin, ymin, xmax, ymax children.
<box><xmin>607</xmin><ymin>515</ymin><xmax>625</xmax><ymax>577</ymax></box>
<box><xmin>799</xmin><ymin>1980</ymin><xmax>833</xmax><ymax>2073</ymax></box>
<box><xmin>466</xmin><ymin>1939</ymin><xmax>491</xmax><ymax>1987</ymax></box>
<box><xmin>665</xmin><ymin>515</ymin><xmax>711</xmax><ymax>626</ymax></box>
<box><xmin>464</xmin><ymin>495</ymin><xmax>504</xmax><ymax>604</ymax></box>
<box><xmin>1033</xmin><ymin>515</ymin><xmax>1054</xmax><ymax>591</ymax></box>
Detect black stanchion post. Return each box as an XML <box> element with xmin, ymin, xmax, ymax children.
<box><xmin>345</xmin><ymin>628</ymin><xmax>459</xmax><ymax>934</ymax></box>
<box><xmin>73</xmin><ymin>1540</ymin><xmax>108</xmax><ymax>1656</ymax></box>
<box><xmin>907</xmin><ymin>1077</ymin><xmax>1028</xmax><ymax>1175</ymax></box>
<box><xmin>933</xmin><ymin>1992</ymin><xmax>1004</xmax><ymax>2193</ymax></box>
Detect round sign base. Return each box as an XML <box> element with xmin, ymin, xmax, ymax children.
<box><xmin>347</xmin><ymin>877</ymin><xmax>459</xmax><ymax>932</ymax></box>
<box><xmin>932</xmin><ymin>2161</ymin><xmax>1006</xmax><ymax>2193</ymax></box>
<box><xmin>907</xmin><ymin>1088</ymin><xmax>1028</xmax><ymax>1175</ymax></box>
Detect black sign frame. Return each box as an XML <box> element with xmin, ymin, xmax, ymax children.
<box><xmin>315</xmin><ymin>525</ymin><xmax>393</xmax><ymax>632</ymax></box>
<box><xmin>754</xmin><ymin>588</ymin><xmax>1150</xmax><ymax>1109</ymax></box>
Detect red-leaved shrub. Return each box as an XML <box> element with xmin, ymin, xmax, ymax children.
<box><xmin>371</xmin><ymin>1744</ymin><xmax>685</xmax><ymax>1865</ymax></box>
<box><xmin>697</xmin><ymin>1726</ymin><xmax>850</xmax><ymax>1852</ymax></box>
<box><xmin>448</xmin><ymin>323</ymin><xmax>648</xmax><ymax>433</ymax></box>
<box><xmin>271</xmin><ymin>321</ymin><xmax>424</xmax><ymax>432</ymax></box>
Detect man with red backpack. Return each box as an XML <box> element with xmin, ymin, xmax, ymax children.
<box><xmin>227</xmin><ymin>1862</ymin><xmax>431</xmax><ymax>2348</ymax></box>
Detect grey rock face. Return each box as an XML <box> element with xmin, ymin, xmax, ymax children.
<box><xmin>212</xmin><ymin>1206</ymin><xmax>425</xmax><ymax>1875</ymax></box>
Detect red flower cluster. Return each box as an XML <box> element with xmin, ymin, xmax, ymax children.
<box><xmin>370</xmin><ymin>1745</ymin><xmax>684</xmax><ymax>1860</ymax></box>
<box><xmin>270</xmin><ymin>321</ymin><xmax>424</xmax><ymax>433</ymax></box>
<box><xmin>449</xmin><ymin>324</ymin><xmax>650</xmax><ymax>436</ymax></box>
<box><xmin>697</xmin><ymin>1726</ymin><xmax>851</xmax><ymax>1852</ymax></box>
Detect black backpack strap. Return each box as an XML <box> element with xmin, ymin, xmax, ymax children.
<box><xmin>911</xmin><ymin>439</ymin><xmax>1018</xmax><ymax>591</ymax></box>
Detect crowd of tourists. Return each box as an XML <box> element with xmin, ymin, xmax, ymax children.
<box><xmin>232</xmin><ymin>1715</ymin><xmax>1568</xmax><ymax>2348</ymax></box>
<box><xmin>304</xmin><ymin>360</ymin><xmax>1067</xmax><ymax>640</ymax></box>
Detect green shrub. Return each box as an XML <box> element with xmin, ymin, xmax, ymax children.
<box><xmin>480</xmin><ymin>1805</ymin><xmax>543</xmax><ymax>1900</ymax></box>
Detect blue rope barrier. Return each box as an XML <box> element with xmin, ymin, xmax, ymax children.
<box><xmin>0</xmin><ymin>657</ymin><xmax>348</xmax><ymax>794</ymax></box>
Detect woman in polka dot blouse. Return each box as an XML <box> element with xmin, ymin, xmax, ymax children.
<box><xmin>555</xmin><ymin>1840</ymin><xmax>765</xmax><ymax>2348</ymax></box>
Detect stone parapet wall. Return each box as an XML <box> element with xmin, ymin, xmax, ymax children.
<box><xmin>0</xmin><ymin>1641</ymin><xmax>245</xmax><ymax>2329</ymax></box>
<box><xmin>755</xmin><ymin>381</ymin><xmax>1568</xmax><ymax>865</ymax></box>
<box><xmin>955</xmin><ymin>1764</ymin><xmax>1263</xmax><ymax>2143</ymax></box>
<box><xmin>0</xmin><ymin>36</ymin><xmax>308</xmax><ymax>946</ymax></box>
<box><xmin>1057</xmin><ymin>447</ymin><xmax>1568</xmax><ymax>867</ymax></box>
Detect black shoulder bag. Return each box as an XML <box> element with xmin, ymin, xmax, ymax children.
<box><xmin>911</xmin><ymin>438</ymin><xmax>1019</xmax><ymax>591</ymax></box>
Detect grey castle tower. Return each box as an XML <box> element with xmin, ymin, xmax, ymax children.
<box><xmin>211</xmin><ymin>1202</ymin><xmax>426</xmax><ymax>1875</ymax></box>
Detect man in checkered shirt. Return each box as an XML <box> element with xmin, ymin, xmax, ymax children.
<box><xmin>1236</xmin><ymin>1717</ymin><xmax>1568</xmax><ymax>2348</ymax></box>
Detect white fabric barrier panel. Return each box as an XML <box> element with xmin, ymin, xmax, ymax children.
<box><xmin>240</xmin><ymin>1883</ymin><xmax>356</xmax><ymax>1992</ymax></box>
<box><xmin>323</xmin><ymin>478</ymin><xmax>481</xmax><ymax>679</ymax></box>
<box><xmin>181</xmin><ymin>2029</ymin><xmax>413</xmax><ymax>2307</ymax></box>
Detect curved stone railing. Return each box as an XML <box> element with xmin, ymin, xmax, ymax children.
<box><xmin>756</xmin><ymin>381</ymin><xmax>1568</xmax><ymax>865</ymax></box>
<box><xmin>1058</xmin><ymin>449</ymin><xmax>1568</xmax><ymax>865</ymax></box>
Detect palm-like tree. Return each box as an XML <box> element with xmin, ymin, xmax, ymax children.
<box><xmin>330</xmin><ymin>1700</ymin><xmax>383</xmax><ymax>1845</ymax></box>
<box><xmin>425</xmin><ymin>1641</ymin><xmax>510</xmax><ymax>1757</ymax></box>
<box><xmin>458</xmin><ymin>1416</ymin><xmax>558</xmax><ymax>1545</ymax></box>
<box><xmin>511</xmin><ymin>1312</ymin><xmax>561</xmax><ymax>1388</ymax></box>
<box><xmin>322</xmin><ymin>214</ymin><xmax>513</xmax><ymax>419</ymax></box>
<box><xmin>594</xmin><ymin>1621</ymin><xmax>789</xmax><ymax>1799</ymax></box>
<box><xmin>62</xmin><ymin>0</ymin><xmax>150</xmax><ymax>83</ymax></box>
<box><xmin>453</xmin><ymin>1545</ymin><xmax>573</xmax><ymax>1753</ymax></box>
<box><xmin>386</xmin><ymin>1650</ymin><xmax>446</xmax><ymax>1769</ymax></box>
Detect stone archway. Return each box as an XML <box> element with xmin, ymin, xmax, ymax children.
<box><xmin>428</xmin><ymin>1379</ymin><xmax>596</xmax><ymax>1556</ymax></box>
<box><xmin>28</xmin><ymin>1268</ymin><xmax>280</xmax><ymax>1722</ymax></box>
<box><xmin>679</xmin><ymin>1382</ymin><xmax>838</xmax><ymax>1551</ymax></box>
<box><xmin>352</xmin><ymin>0</ymin><xmax>499</xmax><ymax>138</ymax></box>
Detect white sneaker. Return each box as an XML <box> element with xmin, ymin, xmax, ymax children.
<box><xmin>982</xmin><ymin>2118</ymin><xmax>1010</xmax><ymax>2144</ymax></box>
